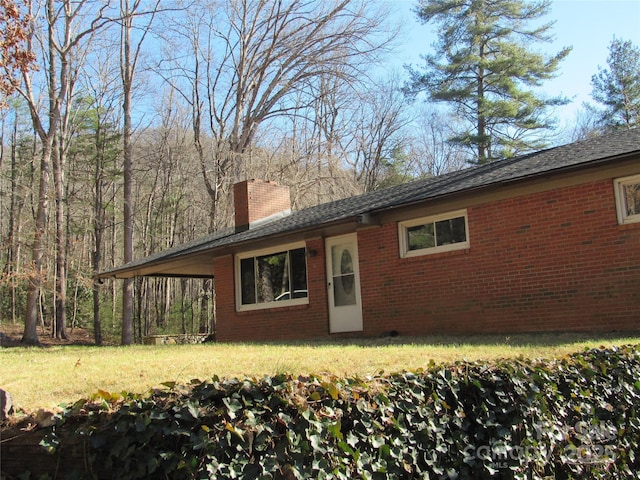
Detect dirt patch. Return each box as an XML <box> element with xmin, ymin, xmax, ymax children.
<box><xmin>0</xmin><ymin>323</ymin><xmax>95</xmax><ymax>347</ymax></box>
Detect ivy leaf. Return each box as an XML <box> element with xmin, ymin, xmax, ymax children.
<box><xmin>371</xmin><ymin>436</ymin><xmax>386</xmax><ymax>449</ymax></box>
<box><xmin>223</xmin><ymin>396</ymin><xmax>243</xmax><ymax>419</ymax></box>
<box><xmin>186</xmin><ymin>401</ymin><xmax>199</xmax><ymax>420</ymax></box>
<box><xmin>225</xmin><ymin>422</ymin><xmax>245</xmax><ymax>441</ymax></box>
<box><xmin>309</xmin><ymin>433</ymin><xmax>326</xmax><ymax>454</ymax></box>
<box><xmin>323</xmin><ymin>381</ymin><xmax>340</xmax><ymax>400</ymax></box>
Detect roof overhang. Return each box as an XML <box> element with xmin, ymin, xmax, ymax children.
<box><xmin>97</xmin><ymin>251</ymin><xmax>215</xmax><ymax>279</ymax></box>
<box><xmin>96</xmin><ymin>215</ymin><xmax>370</xmax><ymax>280</ymax></box>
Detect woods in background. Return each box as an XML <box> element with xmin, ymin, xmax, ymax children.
<box><xmin>1</xmin><ymin>0</ymin><xmax>638</xmax><ymax>344</ymax></box>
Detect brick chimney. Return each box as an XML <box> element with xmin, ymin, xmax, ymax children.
<box><xmin>234</xmin><ymin>179</ymin><xmax>291</xmax><ymax>232</ymax></box>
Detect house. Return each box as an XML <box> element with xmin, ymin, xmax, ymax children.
<box><xmin>99</xmin><ymin>129</ymin><xmax>640</xmax><ymax>341</ymax></box>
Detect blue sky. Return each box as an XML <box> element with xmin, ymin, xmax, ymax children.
<box><xmin>390</xmin><ymin>0</ymin><xmax>640</xmax><ymax>133</ymax></box>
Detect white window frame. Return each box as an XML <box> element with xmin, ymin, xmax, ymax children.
<box><xmin>398</xmin><ymin>209</ymin><xmax>470</xmax><ymax>258</ymax></box>
<box><xmin>614</xmin><ymin>174</ymin><xmax>640</xmax><ymax>225</ymax></box>
<box><xmin>235</xmin><ymin>241</ymin><xmax>309</xmax><ymax>312</ymax></box>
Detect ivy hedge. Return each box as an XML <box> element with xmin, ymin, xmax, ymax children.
<box><xmin>30</xmin><ymin>345</ymin><xmax>640</xmax><ymax>478</ymax></box>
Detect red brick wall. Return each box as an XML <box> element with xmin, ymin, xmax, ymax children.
<box><xmin>214</xmin><ymin>178</ymin><xmax>639</xmax><ymax>341</ymax></box>
<box><xmin>359</xmin><ymin>178</ymin><xmax>639</xmax><ymax>335</ymax></box>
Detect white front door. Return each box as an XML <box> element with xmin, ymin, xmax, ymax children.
<box><xmin>326</xmin><ymin>234</ymin><xmax>363</xmax><ymax>333</ymax></box>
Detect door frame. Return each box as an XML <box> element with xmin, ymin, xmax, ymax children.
<box><xmin>325</xmin><ymin>233</ymin><xmax>363</xmax><ymax>333</ymax></box>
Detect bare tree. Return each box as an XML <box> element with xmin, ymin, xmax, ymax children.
<box><xmin>162</xmin><ymin>0</ymin><xmax>394</xmax><ymax>229</ymax></box>
<box><xmin>119</xmin><ymin>0</ymin><xmax>160</xmax><ymax>344</ymax></box>
<box><xmin>567</xmin><ymin>104</ymin><xmax>603</xmax><ymax>142</ymax></box>
<box><xmin>304</xmin><ymin>70</ymin><xmax>359</xmax><ymax>202</ymax></box>
<box><xmin>407</xmin><ymin>107</ymin><xmax>468</xmax><ymax>178</ymax></box>
<box><xmin>0</xmin><ymin>102</ymin><xmax>33</xmax><ymax>325</ymax></box>
<box><xmin>0</xmin><ymin>0</ymin><xmax>408</xmax><ymax>342</ymax></box>
<box><xmin>349</xmin><ymin>76</ymin><xmax>412</xmax><ymax>192</ymax></box>
<box><xmin>50</xmin><ymin>18</ymin><xmax>100</xmax><ymax>340</ymax></box>
<box><xmin>74</xmin><ymin>41</ymin><xmax>122</xmax><ymax>345</ymax></box>
<box><xmin>16</xmin><ymin>0</ymin><xmax>111</xmax><ymax>345</ymax></box>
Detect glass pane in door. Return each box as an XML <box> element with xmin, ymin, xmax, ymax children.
<box><xmin>332</xmin><ymin>245</ymin><xmax>356</xmax><ymax>306</ymax></box>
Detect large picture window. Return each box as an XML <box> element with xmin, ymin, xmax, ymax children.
<box><xmin>614</xmin><ymin>174</ymin><xmax>640</xmax><ymax>225</ymax></box>
<box><xmin>398</xmin><ymin>210</ymin><xmax>469</xmax><ymax>258</ymax></box>
<box><xmin>236</xmin><ymin>243</ymin><xmax>308</xmax><ymax>310</ymax></box>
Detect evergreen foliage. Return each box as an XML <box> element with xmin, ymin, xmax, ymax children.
<box><xmin>21</xmin><ymin>345</ymin><xmax>640</xmax><ymax>479</ymax></box>
<box><xmin>405</xmin><ymin>0</ymin><xmax>571</xmax><ymax>163</ymax></box>
<box><xmin>591</xmin><ymin>38</ymin><xmax>640</xmax><ymax>130</ymax></box>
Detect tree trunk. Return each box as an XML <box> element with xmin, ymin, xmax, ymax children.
<box><xmin>121</xmin><ymin>142</ymin><xmax>134</xmax><ymax>345</ymax></box>
<box><xmin>22</xmin><ymin>0</ymin><xmax>63</xmax><ymax>346</ymax></box>
<box><xmin>180</xmin><ymin>278</ymin><xmax>187</xmax><ymax>334</ymax></box>
<box><xmin>52</xmin><ymin>139</ymin><xmax>69</xmax><ymax>340</ymax></box>
<box><xmin>121</xmin><ymin>3</ymin><xmax>134</xmax><ymax>345</ymax></box>
<box><xmin>22</xmin><ymin>142</ymin><xmax>52</xmax><ymax>346</ymax></box>
<box><xmin>476</xmin><ymin>35</ymin><xmax>487</xmax><ymax>163</ymax></box>
<box><xmin>92</xmin><ymin>169</ymin><xmax>104</xmax><ymax>345</ymax></box>
<box><xmin>119</xmin><ymin>0</ymin><xmax>159</xmax><ymax>344</ymax></box>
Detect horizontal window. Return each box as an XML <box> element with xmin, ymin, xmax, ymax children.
<box><xmin>614</xmin><ymin>174</ymin><xmax>640</xmax><ymax>225</ymax></box>
<box><xmin>236</xmin><ymin>243</ymin><xmax>308</xmax><ymax>311</ymax></box>
<box><xmin>399</xmin><ymin>210</ymin><xmax>469</xmax><ymax>258</ymax></box>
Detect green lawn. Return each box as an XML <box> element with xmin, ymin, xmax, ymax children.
<box><xmin>2</xmin><ymin>332</ymin><xmax>639</xmax><ymax>413</ymax></box>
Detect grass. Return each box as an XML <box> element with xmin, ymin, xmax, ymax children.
<box><xmin>2</xmin><ymin>332</ymin><xmax>639</xmax><ymax>413</ymax></box>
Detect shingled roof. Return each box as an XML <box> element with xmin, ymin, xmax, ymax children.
<box><xmin>99</xmin><ymin>128</ymin><xmax>640</xmax><ymax>278</ymax></box>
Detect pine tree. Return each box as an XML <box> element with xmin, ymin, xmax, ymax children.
<box><xmin>406</xmin><ymin>0</ymin><xmax>570</xmax><ymax>163</ymax></box>
<box><xmin>591</xmin><ymin>38</ymin><xmax>640</xmax><ymax>130</ymax></box>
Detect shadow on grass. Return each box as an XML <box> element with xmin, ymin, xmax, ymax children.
<box><xmin>231</xmin><ymin>331</ymin><xmax>640</xmax><ymax>349</ymax></box>
<box><xmin>3</xmin><ymin>321</ymin><xmax>638</xmax><ymax>350</ymax></box>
